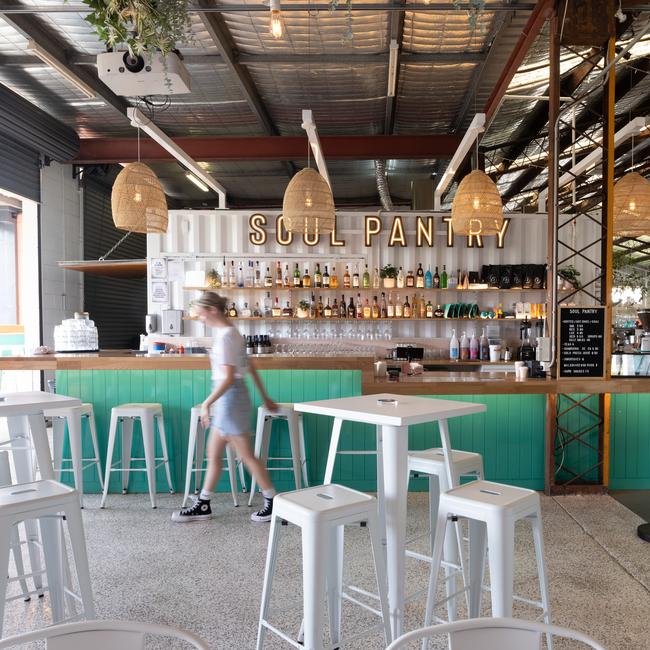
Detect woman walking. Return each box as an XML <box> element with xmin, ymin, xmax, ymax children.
<box><xmin>172</xmin><ymin>292</ymin><xmax>277</xmax><ymax>523</ymax></box>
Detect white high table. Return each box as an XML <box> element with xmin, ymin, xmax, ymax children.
<box><xmin>294</xmin><ymin>393</ymin><xmax>486</xmax><ymax>638</ymax></box>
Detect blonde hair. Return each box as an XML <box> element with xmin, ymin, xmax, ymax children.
<box><xmin>193</xmin><ymin>291</ymin><xmax>227</xmax><ymax>314</ymax></box>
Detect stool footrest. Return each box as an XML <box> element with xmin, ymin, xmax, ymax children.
<box><xmin>341</xmin><ymin>591</ymin><xmax>382</xmax><ymax>618</ymax></box>
<box><xmin>260</xmin><ymin>620</ymin><xmax>304</xmax><ymax>650</ymax></box>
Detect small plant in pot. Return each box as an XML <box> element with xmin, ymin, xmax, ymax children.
<box><xmin>558</xmin><ymin>265</ymin><xmax>581</xmax><ymax>291</ymax></box>
<box><xmin>380</xmin><ymin>264</ymin><xmax>398</xmax><ymax>288</ymax></box>
<box><xmin>296</xmin><ymin>300</ymin><xmax>310</xmax><ymax>319</ymax></box>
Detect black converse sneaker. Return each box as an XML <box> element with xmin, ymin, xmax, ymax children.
<box><xmin>250</xmin><ymin>497</ymin><xmax>273</xmax><ymax>522</ymax></box>
<box><xmin>171</xmin><ymin>497</ymin><xmax>212</xmax><ymax>522</ymax></box>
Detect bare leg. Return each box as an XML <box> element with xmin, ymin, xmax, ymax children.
<box><xmin>201</xmin><ymin>428</ymin><xmax>229</xmax><ymax>494</ymax></box>
<box><xmin>228</xmin><ymin>434</ymin><xmax>274</xmax><ymax>492</ymax></box>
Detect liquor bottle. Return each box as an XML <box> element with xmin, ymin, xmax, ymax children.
<box><xmin>264</xmin><ymin>266</ymin><xmax>273</xmax><ymax>288</ymax></box>
<box><xmin>331</xmin><ymin>297</ymin><xmax>339</xmax><ymax>318</ymax></box>
<box><xmin>330</xmin><ymin>266</ymin><xmax>339</xmax><ymax>289</ymax></box>
<box><xmin>241</xmin><ymin>302</ymin><xmax>252</xmax><ymax>318</ymax></box>
<box><xmin>253</xmin><ymin>302</ymin><xmax>261</xmax><ymax>317</ymax></box>
<box><xmin>456</xmin><ymin>268</ymin><xmax>463</xmax><ymax>290</ymax></box>
<box><xmin>395</xmin><ymin>294</ymin><xmax>403</xmax><ymax>318</ymax></box>
<box><xmin>397</xmin><ymin>266</ymin><xmax>405</xmax><ymax>288</ymax></box>
<box><xmin>323</xmin><ymin>265</ymin><xmax>330</xmax><ymax>288</ymax></box>
<box><xmin>434</xmin><ymin>304</ymin><xmax>445</xmax><ymax>318</ymax></box>
<box><xmin>480</xmin><ymin>329</ymin><xmax>490</xmax><ymax>360</ymax></box>
<box><xmin>229</xmin><ymin>260</ymin><xmax>237</xmax><ymax>287</ymax></box>
<box><xmin>314</xmin><ymin>263</ymin><xmax>322</xmax><ymax>288</ymax></box>
<box><xmin>316</xmin><ymin>296</ymin><xmax>324</xmax><ymax>318</ymax></box>
<box><xmin>426</xmin><ymin>299</ymin><xmax>434</xmax><ymax>318</ymax></box>
<box><xmin>425</xmin><ymin>265</ymin><xmax>433</xmax><ymax>289</ymax></box>
<box><xmin>362</xmin><ymin>264</ymin><xmax>370</xmax><ymax>289</ymax></box>
<box><xmin>419</xmin><ymin>293</ymin><xmax>426</xmax><ymax>319</ymax></box>
<box><xmin>387</xmin><ymin>292</ymin><xmax>395</xmax><ymax>318</ymax></box>
<box><xmin>371</xmin><ymin>296</ymin><xmax>380</xmax><ymax>319</ymax></box>
<box><xmin>309</xmin><ymin>293</ymin><xmax>317</xmax><ymax>319</ymax></box>
<box><xmin>450</xmin><ymin>329</ymin><xmax>459</xmax><ymax>360</ymax></box>
<box><xmin>416</xmin><ymin>263</ymin><xmax>425</xmax><ymax>288</ymax></box>
<box><xmin>352</xmin><ymin>264</ymin><xmax>360</xmax><ymax>288</ymax></box>
<box><xmin>460</xmin><ymin>332</ymin><xmax>470</xmax><ymax>360</ymax></box>
<box><xmin>406</xmin><ymin>269</ymin><xmax>415</xmax><ymax>288</ymax></box>
<box><xmin>272</xmin><ymin>297</ymin><xmax>282</xmax><ymax>317</ymax></box>
<box><xmin>246</xmin><ymin>260</ymin><xmax>255</xmax><ymax>287</ymax></box>
<box><xmin>275</xmin><ymin>261</ymin><xmax>282</xmax><ymax>286</ymax></box>
<box><xmin>293</xmin><ymin>263</ymin><xmax>301</xmax><ymax>287</ymax></box>
<box><xmin>254</xmin><ymin>261</ymin><xmax>261</xmax><ymax>287</ymax></box>
<box><xmin>283</xmin><ymin>264</ymin><xmax>290</xmax><ymax>288</ymax></box>
<box><xmin>363</xmin><ymin>298</ymin><xmax>372</xmax><ymax>319</ymax></box>
<box><xmin>433</xmin><ymin>266</ymin><xmax>440</xmax><ymax>289</ymax></box>
<box><xmin>344</xmin><ymin>265</ymin><xmax>351</xmax><ymax>289</ymax></box>
<box><xmin>228</xmin><ymin>302</ymin><xmax>238</xmax><ymax>317</ymax></box>
<box><xmin>323</xmin><ymin>298</ymin><xmax>332</xmax><ymax>318</ymax></box>
<box><xmin>263</xmin><ymin>292</ymin><xmax>272</xmax><ymax>317</ymax></box>
<box><xmin>447</xmin><ymin>268</ymin><xmax>458</xmax><ymax>289</ymax></box>
<box><xmin>403</xmin><ymin>295</ymin><xmax>411</xmax><ymax>318</ymax></box>
<box><xmin>356</xmin><ymin>293</ymin><xmax>364</xmax><ymax>319</ymax></box>
<box><xmin>339</xmin><ymin>295</ymin><xmax>347</xmax><ymax>318</ymax></box>
<box><xmin>441</xmin><ymin>265</ymin><xmax>448</xmax><ymax>289</ymax></box>
<box><xmin>348</xmin><ymin>295</ymin><xmax>355</xmax><ymax>318</ymax></box>
<box><xmin>282</xmin><ymin>300</ymin><xmax>293</xmax><ymax>317</ymax></box>
<box><xmin>380</xmin><ymin>292</ymin><xmax>388</xmax><ymax>319</ymax></box>
<box><xmin>411</xmin><ymin>294</ymin><xmax>418</xmax><ymax>319</ymax></box>
<box><xmin>470</xmin><ymin>332</ymin><xmax>479</xmax><ymax>360</ymax></box>
<box><xmin>373</xmin><ymin>267</ymin><xmax>380</xmax><ymax>289</ymax></box>
<box><xmin>497</xmin><ymin>303</ymin><xmax>504</xmax><ymax>319</ymax></box>
<box><xmin>303</xmin><ymin>266</ymin><xmax>312</xmax><ymax>288</ymax></box>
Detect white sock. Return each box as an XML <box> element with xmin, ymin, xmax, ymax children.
<box><xmin>262</xmin><ymin>488</ymin><xmax>276</xmax><ymax>500</ymax></box>
<box><xmin>199</xmin><ymin>489</ymin><xmax>213</xmax><ymax>501</ymax></box>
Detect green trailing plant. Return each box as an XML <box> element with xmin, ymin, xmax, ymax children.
<box><xmin>612</xmin><ymin>250</ymin><xmax>648</xmax><ymax>302</ymax></box>
<box><xmin>379</xmin><ymin>264</ymin><xmax>398</xmax><ymax>279</ymax></box>
<box><xmin>81</xmin><ymin>0</ymin><xmax>192</xmax><ymax>57</ymax></box>
<box><xmin>558</xmin><ymin>265</ymin><xmax>581</xmax><ymax>289</ymax></box>
<box><xmin>329</xmin><ymin>0</ymin><xmax>354</xmax><ymax>43</ymax></box>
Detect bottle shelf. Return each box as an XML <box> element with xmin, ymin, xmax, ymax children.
<box><xmin>185</xmin><ymin>286</ymin><xmax>547</xmax><ymax>293</ymax></box>
<box><xmin>184</xmin><ymin>316</ymin><xmax>546</xmax><ymax>322</ymax></box>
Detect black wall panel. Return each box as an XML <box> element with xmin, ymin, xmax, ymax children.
<box><xmin>0</xmin><ymin>133</ymin><xmax>40</xmax><ymax>202</ymax></box>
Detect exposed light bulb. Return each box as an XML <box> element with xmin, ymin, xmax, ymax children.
<box><xmin>472</xmin><ymin>197</ymin><xmax>480</xmax><ymax>210</ymax></box>
<box><xmin>270</xmin><ymin>0</ymin><xmax>283</xmax><ymax>39</ymax></box>
<box><xmin>305</xmin><ymin>196</ymin><xmax>313</xmax><ymax>208</ymax></box>
<box><xmin>629</xmin><ymin>200</ymin><xmax>636</xmax><ymax>211</ymax></box>
<box><xmin>134</xmin><ymin>191</ymin><xmax>142</xmax><ymax>203</ymax></box>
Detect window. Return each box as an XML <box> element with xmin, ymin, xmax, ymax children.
<box><xmin>0</xmin><ymin>208</ymin><xmax>18</xmax><ymax>324</ymax></box>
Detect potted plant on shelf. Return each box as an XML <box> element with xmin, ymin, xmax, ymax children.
<box><xmin>296</xmin><ymin>300</ymin><xmax>310</xmax><ymax>319</ymax></box>
<box><xmin>558</xmin><ymin>265</ymin><xmax>581</xmax><ymax>291</ymax></box>
<box><xmin>380</xmin><ymin>264</ymin><xmax>398</xmax><ymax>289</ymax></box>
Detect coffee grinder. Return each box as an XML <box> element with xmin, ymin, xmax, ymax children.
<box><xmin>518</xmin><ymin>317</ymin><xmax>535</xmax><ymax>361</ymax></box>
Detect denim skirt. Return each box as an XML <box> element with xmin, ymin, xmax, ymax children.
<box><xmin>210</xmin><ymin>378</ymin><xmax>252</xmax><ymax>436</ymax></box>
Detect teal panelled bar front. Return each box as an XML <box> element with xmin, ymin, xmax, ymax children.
<box><xmin>54</xmin><ymin>369</ymin><xmax>547</xmax><ymax>493</ymax></box>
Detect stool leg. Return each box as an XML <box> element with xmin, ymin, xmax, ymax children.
<box><xmin>195</xmin><ymin>421</ymin><xmax>206</xmax><ymax>494</ymax></box>
<box><xmin>256</xmin><ymin>514</ymin><xmax>281</xmax><ymax>650</ymax></box>
<box><xmin>237</xmin><ymin>455</ymin><xmax>247</xmax><ymax>493</ymax></box>
<box><xmin>141</xmin><ymin>415</ymin><xmax>157</xmax><ymax>508</ymax></box>
<box><xmin>100</xmin><ymin>410</ymin><xmax>118</xmax><ymax>508</ymax></box>
<box><xmin>326</xmin><ymin>525</ymin><xmax>344</xmax><ymax>648</ymax></box>
<box><xmin>323</xmin><ymin>417</ymin><xmax>342</xmax><ymax>485</ymax></box>
<box><xmin>63</xmin><ymin>505</ymin><xmax>96</xmax><ymax>618</ymax></box>
<box><xmin>375</xmin><ymin>426</ymin><xmax>387</xmax><ymax>565</ymax></box>
<box><xmin>87</xmin><ymin>410</ymin><xmax>104</xmax><ymax>490</ymax></box>
<box><xmin>422</xmin><ymin>509</ymin><xmax>449</xmax><ymax>650</ymax></box>
<box><xmin>0</xmin><ymin>526</ymin><xmax>12</xmax><ymax>637</ymax></box>
<box><xmin>248</xmin><ymin>409</ymin><xmax>266</xmax><ymax>506</ymax></box>
<box><xmin>298</xmin><ymin>414</ymin><xmax>309</xmax><ymax>488</ymax></box>
<box><xmin>52</xmin><ymin>417</ymin><xmax>65</xmax><ymax>481</ymax></box>
<box><xmin>438</xmin><ymin>472</ymin><xmax>460</xmax><ymax>622</ymax></box>
<box><xmin>184</xmin><ymin>411</ymin><xmax>199</xmax><ymax>507</ymax></box>
<box><xmin>368</xmin><ymin>512</ymin><xmax>393</xmax><ymax>646</ymax></box>
<box><xmin>302</xmin><ymin>524</ymin><xmax>327</xmax><ymax>650</ymax></box>
<box><xmin>468</xmin><ymin>519</ymin><xmax>487</xmax><ymax>618</ymax></box>
<box><xmin>287</xmin><ymin>413</ymin><xmax>302</xmax><ymax>491</ymax></box>
<box><xmin>40</xmin><ymin>516</ymin><xmax>65</xmax><ymax>623</ymax></box>
<box><xmin>67</xmin><ymin>410</ymin><xmax>84</xmax><ymax>501</ymax></box>
<box><xmin>225</xmin><ymin>445</ymin><xmax>239</xmax><ymax>507</ymax></box>
<box><xmin>531</xmin><ymin>512</ymin><xmax>553</xmax><ymax>650</ymax></box>
<box><xmin>249</xmin><ymin>415</ymin><xmax>271</xmax><ymax>506</ymax></box>
<box><xmin>156</xmin><ymin>414</ymin><xmax>174</xmax><ymax>494</ymax></box>
<box><xmin>121</xmin><ymin>417</ymin><xmax>133</xmax><ymax>494</ymax></box>
<box><xmin>10</xmin><ymin>526</ymin><xmax>30</xmax><ymax>600</ymax></box>
<box><xmin>486</xmin><ymin>518</ymin><xmax>515</xmax><ymax>618</ymax></box>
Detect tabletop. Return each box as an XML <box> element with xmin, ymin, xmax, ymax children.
<box><xmin>294</xmin><ymin>393</ymin><xmax>486</xmax><ymax>426</ymax></box>
<box><xmin>0</xmin><ymin>391</ymin><xmax>82</xmax><ymax>417</ymax></box>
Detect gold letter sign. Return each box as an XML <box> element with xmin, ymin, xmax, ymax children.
<box><xmin>365</xmin><ymin>215</ymin><xmax>382</xmax><ymax>247</ymax></box>
<box><xmin>249</xmin><ymin>213</ymin><xmax>267</xmax><ymax>245</ymax></box>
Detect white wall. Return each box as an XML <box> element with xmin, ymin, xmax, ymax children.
<box><xmin>39</xmin><ymin>162</ymin><xmax>83</xmax><ymax>347</ymax></box>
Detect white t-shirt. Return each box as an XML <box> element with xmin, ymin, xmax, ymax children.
<box><xmin>209</xmin><ymin>326</ymin><xmax>249</xmax><ymax>381</ymax></box>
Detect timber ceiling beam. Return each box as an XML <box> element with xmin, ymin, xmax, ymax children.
<box><xmin>73</xmin><ymin>135</ymin><xmax>462</xmax><ymax>164</ymax></box>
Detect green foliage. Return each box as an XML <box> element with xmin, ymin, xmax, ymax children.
<box><xmin>379</xmin><ymin>264</ymin><xmax>398</xmax><ymax>279</ymax></box>
<box><xmin>612</xmin><ymin>250</ymin><xmax>648</xmax><ymax>296</ymax></box>
<box><xmin>558</xmin><ymin>265</ymin><xmax>581</xmax><ymax>288</ymax></box>
<box><xmin>81</xmin><ymin>0</ymin><xmax>192</xmax><ymax>56</ymax></box>
<box><xmin>297</xmin><ymin>300</ymin><xmax>310</xmax><ymax>310</ymax></box>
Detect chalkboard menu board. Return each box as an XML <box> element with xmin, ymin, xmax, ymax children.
<box><xmin>559</xmin><ymin>307</ymin><xmax>606</xmax><ymax>378</ymax></box>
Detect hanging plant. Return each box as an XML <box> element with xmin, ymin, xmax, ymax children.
<box><xmin>81</xmin><ymin>0</ymin><xmax>192</xmax><ymax>57</ymax></box>
<box><xmin>612</xmin><ymin>251</ymin><xmax>648</xmax><ymax>305</ymax></box>
<box><xmin>329</xmin><ymin>0</ymin><xmax>354</xmax><ymax>43</ymax></box>
<box><xmin>453</xmin><ymin>0</ymin><xmax>488</xmax><ymax>36</ymax></box>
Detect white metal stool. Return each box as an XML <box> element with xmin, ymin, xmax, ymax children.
<box><xmin>257</xmin><ymin>484</ymin><xmax>392</xmax><ymax>650</ymax></box>
<box><xmin>248</xmin><ymin>403</ymin><xmax>308</xmax><ymax>506</ymax></box>
<box><xmin>0</xmin><ymin>480</ymin><xmax>95</xmax><ymax>636</ymax></box>
<box><xmin>424</xmin><ymin>480</ymin><xmax>551</xmax><ymax>648</ymax></box>
<box><xmin>45</xmin><ymin>403</ymin><xmax>104</xmax><ymax>501</ymax></box>
<box><xmin>182</xmin><ymin>406</ymin><xmax>247</xmax><ymax>507</ymax></box>
<box><xmin>100</xmin><ymin>403</ymin><xmax>174</xmax><ymax>509</ymax></box>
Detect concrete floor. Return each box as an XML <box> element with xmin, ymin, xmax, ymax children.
<box><xmin>3</xmin><ymin>492</ymin><xmax>650</xmax><ymax>649</ymax></box>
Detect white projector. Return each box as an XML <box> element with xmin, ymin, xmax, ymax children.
<box><xmin>97</xmin><ymin>51</ymin><xmax>191</xmax><ymax>96</ymax></box>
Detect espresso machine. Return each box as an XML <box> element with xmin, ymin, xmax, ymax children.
<box><xmin>518</xmin><ymin>317</ymin><xmax>536</xmax><ymax>361</ymax></box>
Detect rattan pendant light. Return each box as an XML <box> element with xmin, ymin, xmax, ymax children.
<box><xmin>613</xmin><ymin>171</ymin><xmax>650</xmax><ymax>236</ymax></box>
<box><xmin>282</xmin><ymin>167</ymin><xmax>335</xmax><ymax>235</ymax></box>
<box><xmin>111</xmin><ymin>162</ymin><xmax>168</xmax><ymax>234</ymax></box>
<box><xmin>451</xmin><ymin>169</ymin><xmax>504</xmax><ymax>235</ymax></box>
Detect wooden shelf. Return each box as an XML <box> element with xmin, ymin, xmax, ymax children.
<box><xmin>183</xmin><ymin>316</ymin><xmax>546</xmax><ymax>322</ymax></box>
<box><xmin>185</xmin><ymin>286</ymin><xmax>547</xmax><ymax>293</ymax></box>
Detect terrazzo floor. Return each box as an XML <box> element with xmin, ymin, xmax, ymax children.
<box><xmin>2</xmin><ymin>492</ymin><xmax>650</xmax><ymax>649</ymax></box>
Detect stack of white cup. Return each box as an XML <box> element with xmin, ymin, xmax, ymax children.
<box><xmin>514</xmin><ymin>361</ymin><xmax>529</xmax><ymax>380</ymax></box>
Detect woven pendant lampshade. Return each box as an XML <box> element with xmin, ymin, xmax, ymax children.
<box><xmin>282</xmin><ymin>167</ymin><xmax>335</xmax><ymax>235</ymax></box>
<box><xmin>451</xmin><ymin>169</ymin><xmax>504</xmax><ymax>235</ymax></box>
<box><xmin>613</xmin><ymin>171</ymin><xmax>650</xmax><ymax>236</ymax></box>
<box><xmin>111</xmin><ymin>162</ymin><xmax>168</xmax><ymax>233</ymax></box>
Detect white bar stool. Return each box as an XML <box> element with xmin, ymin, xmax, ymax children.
<box><xmin>424</xmin><ymin>480</ymin><xmax>551</xmax><ymax>648</ymax></box>
<box><xmin>0</xmin><ymin>480</ymin><xmax>95</xmax><ymax>636</ymax></box>
<box><xmin>407</xmin><ymin>448</ymin><xmax>484</xmax><ymax>620</ymax></box>
<box><xmin>248</xmin><ymin>403</ymin><xmax>308</xmax><ymax>506</ymax></box>
<box><xmin>257</xmin><ymin>484</ymin><xmax>392</xmax><ymax>650</ymax></box>
<box><xmin>45</xmin><ymin>404</ymin><xmax>104</xmax><ymax>501</ymax></box>
<box><xmin>182</xmin><ymin>406</ymin><xmax>247</xmax><ymax>507</ymax></box>
<box><xmin>100</xmin><ymin>403</ymin><xmax>174</xmax><ymax>509</ymax></box>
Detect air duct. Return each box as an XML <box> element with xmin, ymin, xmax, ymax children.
<box><xmin>375</xmin><ymin>159</ymin><xmax>393</xmax><ymax>211</ymax></box>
